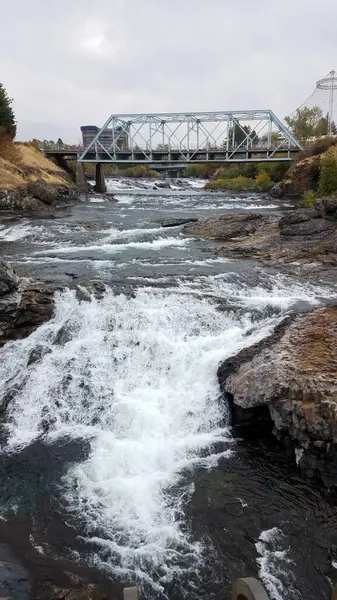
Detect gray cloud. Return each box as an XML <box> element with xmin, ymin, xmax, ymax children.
<box><xmin>1</xmin><ymin>0</ymin><xmax>336</xmax><ymax>141</ymax></box>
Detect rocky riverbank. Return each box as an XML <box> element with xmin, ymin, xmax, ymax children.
<box><xmin>0</xmin><ymin>143</ymin><xmax>81</xmax><ymax>213</ymax></box>
<box><xmin>218</xmin><ymin>306</ymin><xmax>337</xmax><ymax>488</ymax></box>
<box><xmin>0</xmin><ymin>259</ymin><xmax>54</xmax><ymax>346</ymax></box>
<box><xmin>184</xmin><ymin>198</ymin><xmax>337</xmax><ymax>284</ymax></box>
<box><xmin>0</xmin><ymin>178</ymin><xmax>80</xmax><ymax>213</ymax></box>
<box><xmin>184</xmin><ymin>204</ymin><xmax>337</xmax><ymax>488</ymax></box>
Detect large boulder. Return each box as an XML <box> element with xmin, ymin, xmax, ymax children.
<box><xmin>218</xmin><ymin>306</ymin><xmax>337</xmax><ymax>487</ymax></box>
<box><xmin>315</xmin><ymin>195</ymin><xmax>337</xmax><ymax>219</ymax></box>
<box><xmin>269</xmin><ymin>181</ymin><xmax>285</xmax><ymax>198</ymax></box>
<box><xmin>0</xmin><ymin>260</ymin><xmax>54</xmax><ymax>346</ymax></box>
<box><xmin>0</xmin><ymin>259</ymin><xmax>20</xmax><ymax>296</ymax></box>
<box><xmin>278</xmin><ymin>209</ymin><xmax>320</xmax><ymax>227</ymax></box>
<box><xmin>280</xmin><ymin>218</ymin><xmax>334</xmax><ymax>237</ymax></box>
<box><xmin>184</xmin><ymin>213</ymin><xmax>276</xmax><ymax>240</ymax></box>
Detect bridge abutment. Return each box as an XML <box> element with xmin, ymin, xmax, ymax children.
<box><xmin>94</xmin><ymin>163</ymin><xmax>107</xmax><ymax>193</ymax></box>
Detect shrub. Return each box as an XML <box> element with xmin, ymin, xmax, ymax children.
<box><xmin>268</xmin><ymin>162</ymin><xmax>290</xmax><ymax>182</ymax></box>
<box><xmin>126</xmin><ymin>165</ymin><xmax>152</xmax><ymax>177</ymax></box>
<box><xmin>255</xmin><ymin>170</ymin><xmax>273</xmax><ymax>191</ymax></box>
<box><xmin>230</xmin><ymin>176</ymin><xmax>256</xmax><ymax>191</ymax></box>
<box><xmin>0</xmin><ymin>126</ymin><xmax>21</xmax><ymax>164</ymax></box>
<box><xmin>215</xmin><ymin>165</ymin><xmax>242</xmax><ymax>180</ymax></box>
<box><xmin>185</xmin><ymin>164</ymin><xmax>207</xmax><ymax>178</ymax></box>
<box><xmin>204</xmin><ymin>179</ymin><xmax>225</xmax><ymax>190</ymax></box>
<box><xmin>241</xmin><ymin>163</ymin><xmax>259</xmax><ymax>179</ymax></box>
<box><xmin>296</xmin><ymin>136</ymin><xmax>337</xmax><ymax>162</ymax></box>
<box><xmin>318</xmin><ymin>147</ymin><xmax>337</xmax><ymax>196</ymax></box>
<box><xmin>301</xmin><ymin>190</ymin><xmax>316</xmax><ymax>208</ymax></box>
<box><xmin>205</xmin><ymin>176</ymin><xmax>255</xmax><ymax>191</ymax></box>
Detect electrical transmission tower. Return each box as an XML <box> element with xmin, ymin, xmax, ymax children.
<box><xmin>297</xmin><ymin>70</ymin><xmax>337</xmax><ymax>132</ymax></box>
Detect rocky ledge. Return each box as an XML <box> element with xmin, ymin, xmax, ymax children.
<box><xmin>0</xmin><ymin>259</ymin><xmax>54</xmax><ymax>345</ymax></box>
<box><xmin>218</xmin><ymin>306</ymin><xmax>337</xmax><ymax>488</ymax></box>
<box><xmin>184</xmin><ymin>199</ymin><xmax>337</xmax><ymax>283</ymax></box>
<box><xmin>0</xmin><ymin>178</ymin><xmax>81</xmax><ymax>213</ymax></box>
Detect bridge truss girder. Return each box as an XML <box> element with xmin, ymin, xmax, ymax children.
<box><xmin>78</xmin><ymin>110</ymin><xmax>302</xmax><ymax>164</ymax></box>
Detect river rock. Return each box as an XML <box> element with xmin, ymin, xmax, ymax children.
<box><xmin>0</xmin><ymin>259</ymin><xmax>54</xmax><ymax>346</ymax></box>
<box><xmin>184</xmin><ymin>213</ymin><xmax>276</xmax><ymax>240</ymax></box>
<box><xmin>269</xmin><ymin>181</ymin><xmax>285</xmax><ymax>198</ymax></box>
<box><xmin>0</xmin><ymin>259</ymin><xmax>20</xmax><ymax>295</ymax></box>
<box><xmin>278</xmin><ymin>209</ymin><xmax>320</xmax><ymax>227</ymax></box>
<box><xmin>218</xmin><ymin>306</ymin><xmax>337</xmax><ymax>487</ymax></box>
<box><xmin>315</xmin><ymin>195</ymin><xmax>337</xmax><ymax>219</ymax></box>
<box><xmin>161</xmin><ymin>218</ymin><xmax>198</xmax><ymax>228</ymax></box>
<box><xmin>280</xmin><ymin>218</ymin><xmax>334</xmax><ymax>237</ymax></box>
<box><xmin>0</xmin><ymin>180</ymin><xmax>80</xmax><ymax>213</ymax></box>
<box><xmin>183</xmin><ymin>210</ymin><xmax>337</xmax><ymax>282</ymax></box>
<box><xmin>154</xmin><ymin>181</ymin><xmax>171</xmax><ymax>189</ymax></box>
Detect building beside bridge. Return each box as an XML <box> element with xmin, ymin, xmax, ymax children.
<box><xmin>81</xmin><ymin>125</ymin><xmax>129</xmax><ymax>150</ymax></box>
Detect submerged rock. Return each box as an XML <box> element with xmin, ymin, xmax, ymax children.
<box><xmin>0</xmin><ymin>259</ymin><xmax>54</xmax><ymax>346</ymax></box>
<box><xmin>218</xmin><ymin>306</ymin><xmax>337</xmax><ymax>488</ymax></box>
<box><xmin>154</xmin><ymin>180</ymin><xmax>171</xmax><ymax>189</ymax></box>
<box><xmin>0</xmin><ymin>542</ymin><xmax>30</xmax><ymax>599</ymax></box>
<box><xmin>161</xmin><ymin>217</ymin><xmax>198</xmax><ymax>228</ymax></box>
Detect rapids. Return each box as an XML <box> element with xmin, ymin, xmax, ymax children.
<box><xmin>0</xmin><ymin>179</ymin><xmax>336</xmax><ymax>599</ymax></box>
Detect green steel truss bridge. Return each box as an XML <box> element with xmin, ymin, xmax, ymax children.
<box><xmin>77</xmin><ymin>109</ymin><xmax>302</xmax><ymax>165</ymax></box>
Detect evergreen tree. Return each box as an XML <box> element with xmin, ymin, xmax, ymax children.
<box><xmin>318</xmin><ymin>147</ymin><xmax>337</xmax><ymax>196</ymax></box>
<box><xmin>223</xmin><ymin>123</ymin><xmax>256</xmax><ymax>147</ymax></box>
<box><xmin>330</xmin><ymin>120</ymin><xmax>337</xmax><ymax>135</ymax></box>
<box><xmin>0</xmin><ymin>83</ymin><xmax>16</xmax><ymax>139</ymax></box>
<box><xmin>315</xmin><ymin>115</ymin><xmax>329</xmax><ymax>137</ymax></box>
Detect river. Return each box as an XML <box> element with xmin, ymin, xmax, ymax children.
<box><xmin>0</xmin><ymin>179</ymin><xmax>337</xmax><ymax>600</ymax></box>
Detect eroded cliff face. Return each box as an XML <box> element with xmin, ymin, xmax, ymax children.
<box><xmin>218</xmin><ymin>307</ymin><xmax>337</xmax><ymax>487</ymax></box>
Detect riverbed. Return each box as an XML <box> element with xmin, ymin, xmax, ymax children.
<box><xmin>0</xmin><ymin>179</ymin><xmax>337</xmax><ymax>600</ymax></box>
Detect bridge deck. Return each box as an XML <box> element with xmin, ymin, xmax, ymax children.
<box><xmin>45</xmin><ymin>146</ymin><xmax>298</xmax><ymax>164</ymax></box>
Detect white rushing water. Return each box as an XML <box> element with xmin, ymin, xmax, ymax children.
<box><xmin>256</xmin><ymin>528</ymin><xmax>300</xmax><ymax>600</ymax></box>
<box><xmin>1</xmin><ymin>182</ymin><xmax>336</xmax><ymax>596</ymax></box>
<box><xmin>0</xmin><ymin>273</ymin><xmax>333</xmax><ymax>591</ymax></box>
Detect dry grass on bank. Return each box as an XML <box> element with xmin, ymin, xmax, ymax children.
<box><xmin>0</xmin><ymin>143</ymin><xmax>70</xmax><ymax>189</ymax></box>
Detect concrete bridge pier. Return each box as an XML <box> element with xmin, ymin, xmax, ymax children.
<box><xmin>94</xmin><ymin>163</ymin><xmax>107</xmax><ymax>193</ymax></box>
<box><xmin>75</xmin><ymin>162</ymin><xmax>89</xmax><ymax>190</ymax></box>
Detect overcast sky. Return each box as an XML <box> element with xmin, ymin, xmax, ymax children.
<box><xmin>1</xmin><ymin>0</ymin><xmax>336</xmax><ymax>142</ymax></box>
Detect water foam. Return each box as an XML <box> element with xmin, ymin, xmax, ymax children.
<box><xmin>36</xmin><ymin>237</ymin><xmax>189</xmax><ymax>255</ymax></box>
<box><xmin>0</xmin><ymin>222</ymin><xmax>43</xmax><ymax>242</ymax></box>
<box><xmin>256</xmin><ymin>528</ymin><xmax>300</xmax><ymax>600</ymax></box>
<box><xmin>1</xmin><ymin>286</ymin><xmax>277</xmax><ymax>589</ymax></box>
<box><xmin>177</xmin><ymin>272</ymin><xmax>336</xmax><ymax>310</ymax></box>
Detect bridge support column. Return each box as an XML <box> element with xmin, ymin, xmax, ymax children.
<box><xmin>75</xmin><ymin>161</ymin><xmax>89</xmax><ymax>190</ymax></box>
<box><xmin>94</xmin><ymin>163</ymin><xmax>107</xmax><ymax>193</ymax></box>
